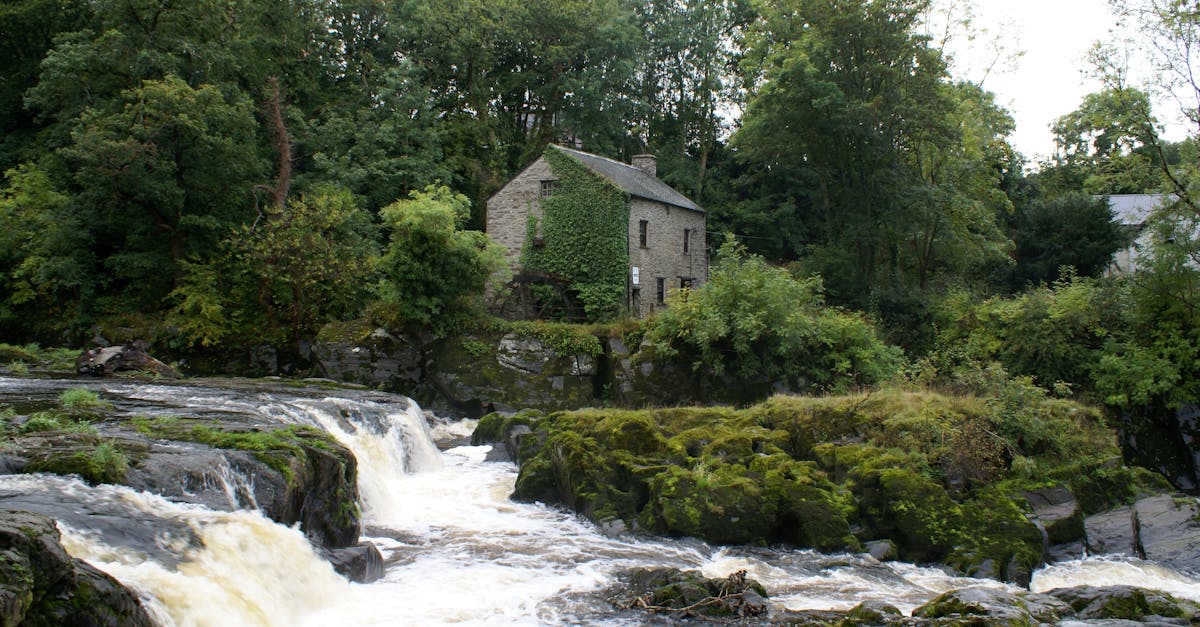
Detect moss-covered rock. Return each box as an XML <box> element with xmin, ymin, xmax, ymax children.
<box><xmin>13</xmin><ymin>432</ymin><xmax>139</xmax><ymax>485</ymax></box>
<box><xmin>1048</xmin><ymin>585</ymin><xmax>1200</xmax><ymax>620</ymax></box>
<box><xmin>430</xmin><ymin>332</ymin><xmax>597</xmax><ymax>414</ymax></box>
<box><xmin>128</xmin><ymin>417</ymin><xmax>362</xmax><ymax>548</ymax></box>
<box><xmin>614</xmin><ymin>567</ymin><xmax>768</xmax><ymax>619</ymax></box>
<box><xmin>913</xmin><ymin>586</ymin><xmax>1072</xmax><ymax>624</ymax></box>
<box><xmin>5</xmin><ymin>406</ymin><xmax>362</xmax><ymax>551</ymax></box>
<box><xmin>505</xmin><ymin>388</ymin><xmax>1157</xmax><ymax>582</ymax></box>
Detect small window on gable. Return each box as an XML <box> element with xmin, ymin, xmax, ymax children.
<box><xmin>683</xmin><ymin>228</ymin><xmax>691</xmax><ymax>254</ymax></box>
<box><xmin>540</xmin><ymin>179</ymin><xmax>557</xmax><ymax>198</ymax></box>
<box><xmin>639</xmin><ymin>220</ymin><xmax>649</xmax><ymax>248</ymax></box>
<box><xmin>656</xmin><ymin>277</ymin><xmax>665</xmax><ymax>304</ymax></box>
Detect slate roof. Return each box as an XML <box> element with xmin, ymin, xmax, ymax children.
<box><xmin>552</xmin><ymin>145</ymin><xmax>703</xmax><ymax>213</ymax></box>
<box><xmin>1107</xmin><ymin>194</ymin><xmax>1170</xmax><ymax>226</ymax></box>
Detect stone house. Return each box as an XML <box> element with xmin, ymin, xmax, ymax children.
<box><xmin>1106</xmin><ymin>193</ymin><xmax>1167</xmax><ymax>274</ymax></box>
<box><xmin>486</xmin><ymin>145</ymin><xmax>707</xmax><ymax>318</ymax></box>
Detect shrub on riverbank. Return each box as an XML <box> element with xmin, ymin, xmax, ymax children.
<box><xmin>645</xmin><ymin>241</ymin><xmax>903</xmax><ymax>394</ymax></box>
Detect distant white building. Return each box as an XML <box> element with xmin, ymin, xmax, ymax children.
<box><xmin>1106</xmin><ymin>194</ymin><xmax>1169</xmax><ymax>274</ymax></box>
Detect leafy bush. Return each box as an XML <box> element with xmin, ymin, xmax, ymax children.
<box><xmin>375</xmin><ymin>185</ymin><xmax>507</xmax><ymax>336</ymax></box>
<box><xmin>1092</xmin><ymin>210</ymin><xmax>1200</xmax><ymax>408</ymax></box>
<box><xmin>645</xmin><ymin>240</ymin><xmax>902</xmax><ymax>393</ymax></box>
<box><xmin>929</xmin><ymin>275</ymin><xmax>1122</xmax><ymax>394</ymax></box>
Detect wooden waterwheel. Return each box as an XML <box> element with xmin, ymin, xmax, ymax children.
<box><xmin>494</xmin><ymin>271</ymin><xmax>584</xmax><ymax>322</ymax></box>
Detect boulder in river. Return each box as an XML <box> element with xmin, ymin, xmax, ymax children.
<box><xmin>0</xmin><ymin>509</ymin><xmax>153</xmax><ymax>626</ymax></box>
<box><xmin>913</xmin><ymin>586</ymin><xmax>1073</xmax><ymax>624</ymax></box>
<box><xmin>1047</xmin><ymin>585</ymin><xmax>1199</xmax><ymax>622</ymax></box>
<box><xmin>1084</xmin><ymin>494</ymin><xmax>1200</xmax><ymax>574</ymax></box>
<box><xmin>76</xmin><ymin>345</ymin><xmax>181</xmax><ymax>379</ymax></box>
<box><xmin>613</xmin><ymin>567</ymin><xmax>769</xmax><ymax>620</ymax></box>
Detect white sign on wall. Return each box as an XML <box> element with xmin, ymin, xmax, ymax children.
<box><xmin>631</xmin><ymin>266</ymin><xmax>640</xmax><ymax>285</ymax></box>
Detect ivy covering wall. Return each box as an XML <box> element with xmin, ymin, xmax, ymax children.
<box><xmin>522</xmin><ymin>146</ymin><xmax>630</xmax><ymax>321</ymax></box>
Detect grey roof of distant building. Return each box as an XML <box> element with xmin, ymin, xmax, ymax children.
<box><xmin>551</xmin><ymin>145</ymin><xmax>703</xmax><ymax>213</ymax></box>
<box><xmin>1106</xmin><ymin>193</ymin><xmax>1170</xmax><ymax>226</ymax></box>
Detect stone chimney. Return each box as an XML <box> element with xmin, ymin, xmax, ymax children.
<box><xmin>631</xmin><ymin>154</ymin><xmax>657</xmax><ymax>178</ymax></box>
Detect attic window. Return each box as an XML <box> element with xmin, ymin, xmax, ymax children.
<box><xmin>540</xmin><ymin>179</ymin><xmax>557</xmax><ymax>198</ymax></box>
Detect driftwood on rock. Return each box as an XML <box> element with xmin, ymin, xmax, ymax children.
<box><xmin>76</xmin><ymin>345</ymin><xmax>182</xmax><ymax>379</ymax></box>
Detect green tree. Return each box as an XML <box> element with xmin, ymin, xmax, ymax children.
<box><xmin>0</xmin><ymin>0</ymin><xmax>91</xmax><ymax>169</ymax></box>
<box><xmin>1093</xmin><ymin>208</ymin><xmax>1200</xmax><ymax>408</ymax></box>
<box><xmin>168</xmin><ymin>191</ymin><xmax>379</xmax><ymax>346</ymax></box>
<box><xmin>64</xmin><ymin>77</ymin><xmax>264</xmax><ymax>310</ymax></box>
<box><xmin>304</xmin><ymin>63</ymin><xmax>450</xmax><ymax>213</ymax></box>
<box><xmin>629</xmin><ymin>0</ymin><xmax>750</xmax><ymax>203</ymax></box>
<box><xmin>1007</xmin><ymin>192</ymin><xmax>1131</xmax><ymax>287</ymax></box>
<box><xmin>375</xmin><ymin>185</ymin><xmax>507</xmax><ymax>335</ymax></box>
<box><xmin>732</xmin><ymin>0</ymin><xmax>1011</xmax><ymax>325</ymax></box>
<box><xmin>1043</xmin><ymin>88</ymin><xmax>1165</xmax><ymax>195</ymax></box>
<box><xmin>393</xmin><ymin>0</ymin><xmax>640</xmax><ymax>217</ymax></box>
<box><xmin>0</xmin><ymin>163</ymin><xmax>92</xmax><ymax>339</ymax></box>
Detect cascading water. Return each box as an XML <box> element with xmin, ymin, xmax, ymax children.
<box><xmin>2</xmin><ymin>376</ymin><xmax>1199</xmax><ymax>625</ymax></box>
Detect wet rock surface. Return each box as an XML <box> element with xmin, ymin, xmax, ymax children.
<box><xmin>1084</xmin><ymin>495</ymin><xmax>1200</xmax><ymax>574</ymax></box>
<box><xmin>321</xmin><ymin>541</ymin><xmax>385</xmax><ymax>583</ymax></box>
<box><xmin>0</xmin><ymin>510</ymin><xmax>153</xmax><ymax>627</ymax></box>
<box><xmin>1048</xmin><ymin>585</ymin><xmax>1199</xmax><ymax>622</ymax></box>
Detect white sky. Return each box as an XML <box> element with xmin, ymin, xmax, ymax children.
<box><xmin>942</xmin><ymin>0</ymin><xmax>1121</xmax><ymax>164</ymax></box>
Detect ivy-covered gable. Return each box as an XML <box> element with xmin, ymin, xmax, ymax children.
<box><xmin>521</xmin><ymin>146</ymin><xmax>630</xmax><ymax>321</ymax></box>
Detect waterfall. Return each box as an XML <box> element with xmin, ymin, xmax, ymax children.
<box><xmin>3</xmin><ymin>376</ymin><xmax>1200</xmax><ymax>625</ymax></box>
<box><xmin>0</xmin><ymin>474</ymin><xmax>349</xmax><ymax>627</ymax></box>
<box><xmin>291</xmin><ymin>397</ymin><xmax>443</xmax><ymax>521</ymax></box>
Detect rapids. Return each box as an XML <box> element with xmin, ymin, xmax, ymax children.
<box><xmin>1</xmin><ymin>376</ymin><xmax>1198</xmax><ymax>625</ymax></box>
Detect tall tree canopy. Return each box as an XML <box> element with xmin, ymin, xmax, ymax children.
<box><xmin>731</xmin><ymin>0</ymin><xmax>1012</xmax><ymax>315</ymax></box>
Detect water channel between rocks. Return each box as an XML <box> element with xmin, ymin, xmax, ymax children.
<box><xmin>1</xmin><ymin>377</ymin><xmax>1198</xmax><ymax>625</ymax></box>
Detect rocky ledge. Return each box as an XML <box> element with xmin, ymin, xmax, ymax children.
<box><xmin>0</xmin><ymin>510</ymin><xmax>154</xmax><ymax>626</ymax></box>
<box><xmin>0</xmin><ymin>385</ymin><xmax>381</xmax><ymax>584</ymax></box>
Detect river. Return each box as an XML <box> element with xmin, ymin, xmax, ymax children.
<box><xmin>1</xmin><ymin>376</ymin><xmax>1198</xmax><ymax>625</ymax></box>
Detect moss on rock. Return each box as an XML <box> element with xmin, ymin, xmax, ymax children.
<box><xmin>505</xmin><ymin>388</ymin><xmax>1151</xmax><ymax>582</ymax></box>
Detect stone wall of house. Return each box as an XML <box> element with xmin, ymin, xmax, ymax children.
<box><xmin>485</xmin><ymin>157</ymin><xmax>555</xmax><ymax>266</ymax></box>
<box><xmin>627</xmin><ymin>198</ymin><xmax>708</xmax><ymax>317</ymax></box>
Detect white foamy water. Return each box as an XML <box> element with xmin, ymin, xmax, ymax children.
<box><xmin>1032</xmin><ymin>556</ymin><xmax>1200</xmax><ymax>603</ymax></box>
<box><xmin>4</xmin><ymin>377</ymin><xmax>1200</xmax><ymax>624</ymax></box>
<box><xmin>0</xmin><ymin>474</ymin><xmax>349</xmax><ymax>627</ymax></box>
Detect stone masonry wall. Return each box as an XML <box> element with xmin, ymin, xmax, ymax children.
<box><xmin>485</xmin><ymin>157</ymin><xmax>555</xmax><ymax>267</ymax></box>
<box><xmin>486</xmin><ymin>155</ymin><xmax>708</xmax><ymax>318</ymax></box>
<box><xmin>628</xmin><ymin>198</ymin><xmax>707</xmax><ymax>317</ymax></box>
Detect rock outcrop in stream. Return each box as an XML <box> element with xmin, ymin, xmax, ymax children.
<box><xmin>0</xmin><ymin>510</ymin><xmax>153</xmax><ymax>626</ymax></box>
<box><xmin>474</xmin><ymin>389</ymin><xmax>1176</xmax><ymax>585</ymax></box>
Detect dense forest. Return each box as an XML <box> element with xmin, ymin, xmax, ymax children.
<box><xmin>1</xmin><ymin>0</ymin><xmax>1198</xmax><ymax>412</ymax></box>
